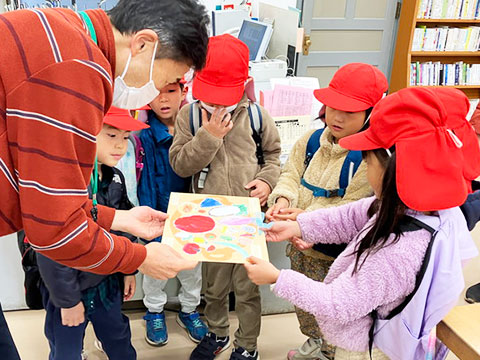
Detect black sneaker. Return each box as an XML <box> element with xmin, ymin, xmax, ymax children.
<box><xmin>190</xmin><ymin>332</ymin><xmax>231</xmax><ymax>360</ymax></box>
<box><xmin>465</xmin><ymin>282</ymin><xmax>480</xmax><ymax>303</ymax></box>
<box><xmin>229</xmin><ymin>347</ymin><xmax>260</xmax><ymax>360</ymax></box>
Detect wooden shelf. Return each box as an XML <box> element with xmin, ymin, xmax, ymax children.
<box><xmin>409</xmin><ymin>85</ymin><xmax>480</xmax><ymax>89</ymax></box>
<box><xmin>411</xmin><ymin>51</ymin><xmax>480</xmax><ymax>56</ymax></box>
<box><xmin>390</xmin><ymin>0</ymin><xmax>480</xmax><ymax>98</ymax></box>
<box><xmin>416</xmin><ymin>18</ymin><xmax>480</xmax><ymax>23</ymax></box>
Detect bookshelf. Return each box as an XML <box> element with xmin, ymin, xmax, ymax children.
<box><xmin>390</xmin><ymin>0</ymin><xmax>480</xmax><ymax>98</ymax></box>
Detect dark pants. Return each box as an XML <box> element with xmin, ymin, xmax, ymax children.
<box><xmin>0</xmin><ymin>302</ymin><xmax>21</xmax><ymax>360</ymax></box>
<box><xmin>41</xmin><ymin>284</ymin><xmax>136</xmax><ymax>360</ymax></box>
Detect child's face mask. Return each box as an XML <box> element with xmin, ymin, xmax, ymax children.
<box><xmin>200</xmin><ymin>101</ymin><xmax>237</xmax><ymax>115</ymax></box>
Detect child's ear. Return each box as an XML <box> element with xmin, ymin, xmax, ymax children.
<box><xmin>181</xmin><ymin>86</ymin><xmax>188</xmax><ymax>101</ymax></box>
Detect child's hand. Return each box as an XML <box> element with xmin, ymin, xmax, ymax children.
<box><xmin>124</xmin><ymin>275</ymin><xmax>136</xmax><ymax>301</ymax></box>
<box><xmin>61</xmin><ymin>302</ymin><xmax>85</xmax><ymax>327</ymax></box>
<box><xmin>261</xmin><ymin>221</ymin><xmax>302</xmax><ymax>243</ymax></box>
<box><xmin>244</xmin><ymin>256</ymin><xmax>280</xmax><ymax>285</ymax></box>
<box><xmin>245</xmin><ymin>179</ymin><xmax>271</xmax><ymax>206</ymax></box>
<box><xmin>265</xmin><ymin>197</ymin><xmax>289</xmax><ymax>222</ymax></box>
<box><xmin>202</xmin><ymin>108</ymin><xmax>233</xmax><ymax>139</ymax></box>
<box><xmin>274</xmin><ymin>207</ymin><xmax>304</xmax><ymax>221</ymax></box>
<box><xmin>292</xmin><ymin>236</ymin><xmax>314</xmax><ymax>251</ymax></box>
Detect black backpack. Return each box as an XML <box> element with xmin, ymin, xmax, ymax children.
<box><xmin>17</xmin><ymin>231</ymin><xmax>43</xmax><ymax>310</ymax></box>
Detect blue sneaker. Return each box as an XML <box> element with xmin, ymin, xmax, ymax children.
<box><xmin>143</xmin><ymin>311</ymin><xmax>168</xmax><ymax>346</ymax></box>
<box><xmin>177</xmin><ymin>311</ymin><xmax>209</xmax><ymax>343</ymax></box>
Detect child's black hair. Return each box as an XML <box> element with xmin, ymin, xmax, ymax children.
<box><xmin>352</xmin><ymin>146</ymin><xmax>407</xmax><ymax>274</ymax></box>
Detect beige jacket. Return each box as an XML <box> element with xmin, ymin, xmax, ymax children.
<box><xmin>268</xmin><ymin>127</ymin><xmax>372</xmax><ymax>258</ymax></box>
<box><xmin>170</xmin><ymin>94</ymin><xmax>281</xmax><ymax>196</ymax></box>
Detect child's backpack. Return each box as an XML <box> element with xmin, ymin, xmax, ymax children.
<box><xmin>189</xmin><ymin>101</ymin><xmax>264</xmax><ymax>189</ymax></box>
<box><xmin>17</xmin><ymin>231</ymin><xmax>43</xmax><ymax>310</ymax></box>
<box><xmin>130</xmin><ymin>133</ymin><xmax>145</xmax><ymax>182</ymax></box>
<box><xmin>301</xmin><ymin>128</ymin><xmax>363</xmax><ymax>198</ymax></box>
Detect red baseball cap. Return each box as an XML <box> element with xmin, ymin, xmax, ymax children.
<box><xmin>192</xmin><ymin>34</ymin><xmax>249</xmax><ymax>106</ymax></box>
<box><xmin>339</xmin><ymin>87</ymin><xmax>468</xmax><ymax>211</ymax></box>
<box><xmin>433</xmin><ymin>87</ymin><xmax>480</xmax><ymax>185</ymax></box>
<box><xmin>104</xmin><ymin>106</ymin><xmax>149</xmax><ymax>131</ymax></box>
<box><xmin>314</xmin><ymin>63</ymin><xmax>388</xmax><ymax>112</ymax></box>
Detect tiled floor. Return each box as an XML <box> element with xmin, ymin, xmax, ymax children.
<box><xmin>5</xmin><ymin>226</ymin><xmax>480</xmax><ymax>360</ymax></box>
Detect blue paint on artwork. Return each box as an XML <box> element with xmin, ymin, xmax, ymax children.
<box><xmin>216</xmin><ymin>242</ymin><xmax>250</xmax><ymax>258</ymax></box>
<box><xmin>200</xmin><ymin>198</ymin><xmax>222</xmax><ymax>208</ymax></box>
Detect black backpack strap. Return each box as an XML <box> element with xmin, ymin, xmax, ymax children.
<box><xmin>368</xmin><ymin>216</ymin><xmax>437</xmax><ymax>358</ymax></box>
<box><xmin>248</xmin><ymin>103</ymin><xmax>265</xmax><ymax>165</ymax></box>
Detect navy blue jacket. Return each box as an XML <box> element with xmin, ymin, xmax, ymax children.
<box><xmin>37</xmin><ymin>166</ymin><xmax>137</xmax><ymax>309</ymax></box>
<box><xmin>460</xmin><ymin>180</ymin><xmax>480</xmax><ymax>231</ymax></box>
<box><xmin>137</xmin><ymin>111</ymin><xmax>189</xmax><ymax>241</ymax></box>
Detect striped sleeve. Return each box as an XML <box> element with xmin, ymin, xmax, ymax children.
<box><xmin>7</xmin><ymin>60</ymin><xmax>146</xmax><ymax>274</ymax></box>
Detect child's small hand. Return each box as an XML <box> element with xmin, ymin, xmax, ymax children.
<box><xmin>274</xmin><ymin>207</ymin><xmax>304</xmax><ymax>221</ymax></box>
<box><xmin>292</xmin><ymin>236</ymin><xmax>314</xmax><ymax>251</ymax></box>
<box><xmin>265</xmin><ymin>197</ymin><xmax>289</xmax><ymax>222</ymax></box>
<box><xmin>124</xmin><ymin>275</ymin><xmax>136</xmax><ymax>301</ymax></box>
<box><xmin>245</xmin><ymin>179</ymin><xmax>271</xmax><ymax>206</ymax></box>
<box><xmin>202</xmin><ymin>108</ymin><xmax>233</xmax><ymax>139</ymax></box>
<box><xmin>61</xmin><ymin>301</ymin><xmax>85</xmax><ymax>327</ymax></box>
<box><xmin>261</xmin><ymin>220</ymin><xmax>302</xmax><ymax>243</ymax></box>
<box><xmin>244</xmin><ymin>256</ymin><xmax>280</xmax><ymax>285</ymax></box>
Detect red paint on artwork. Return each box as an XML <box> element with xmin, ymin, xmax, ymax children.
<box><xmin>183</xmin><ymin>243</ymin><xmax>201</xmax><ymax>255</ymax></box>
<box><xmin>207</xmin><ymin>245</ymin><xmax>216</xmax><ymax>252</ymax></box>
<box><xmin>175</xmin><ymin>215</ymin><xmax>215</xmax><ymax>233</ymax></box>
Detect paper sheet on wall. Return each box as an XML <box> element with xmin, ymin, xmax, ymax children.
<box><xmin>273</xmin><ymin>115</ymin><xmax>311</xmax><ymax>164</ymax></box>
<box><xmin>269</xmin><ymin>85</ymin><xmax>313</xmax><ymax>117</ymax></box>
<box><xmin>162</xmin><ymin>193</ymin><xmax>269</xmax><ymax>264</ymax></box>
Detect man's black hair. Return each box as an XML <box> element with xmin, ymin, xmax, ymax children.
<box><xmin>108</xmin><ymin>0</ymin><xmax>210</xmax><ymax>70</ymax></box>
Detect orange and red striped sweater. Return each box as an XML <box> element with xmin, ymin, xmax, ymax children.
<box><xmin>0</xmin><ymin>8</ymin><xmax>146</xmax><ymax>274</ymax></box>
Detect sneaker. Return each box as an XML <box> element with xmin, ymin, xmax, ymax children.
<box><xmin>230</xmin><ymin>347</ymin><xmax>260</xmax><ymax>360</ymax></box>
<box><xmin>143</xmin><ymin>311</ymin><xmax>168</xmax><ymax>346</ymax></box>
<box><xmin>94</xmin><ymin>339</ymin><xmax>104</xmax><ymax>353</ymax></box>
<box><xmin>287</xmin><ymin>338</ymin><xmax>330</xmax><ymax>360</ymax></box>
<box><xmin>465</xmin><ymin>282</ymin><xmax>480</xmax><ymax>303</ymax></box>
<box><xmin>177</xmin><ymin>311</ymin><xmax>209</xmax><ymax>343</ymax></box>
<box><xmin>190</xmin><ymin>332</ymin><xmax>231</xmax><ymax>360</ymax></box>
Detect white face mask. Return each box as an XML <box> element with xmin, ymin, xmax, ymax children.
<box><xmin>112</xmin><ymin>42</ymin><xmax>160</xmax><ymax>110</ymax></box>
<box><xmin>200</xmin><ymin>101</ymin><xmax>237</xmax><ymax>115</ymax></box>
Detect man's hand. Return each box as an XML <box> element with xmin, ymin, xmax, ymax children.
<box><xmin>265</xmin><ymin>197</ymin><xmax>289</xmax><ymax>222</ymax></box>
<box><xmin>61</xmin><ymin>302</ymin><xmax>85</xmax><ymax>327</ymax></box>
<box><xmin>202</xmin><ymin>107</ymin><xmax>233</xmax><ymax>139</ymax></box>
<box><xmin>245</xmin><ymin>179</ymin><xmax>271</xmax><ymax>206</ymax></box>
<box><xmin>124</xmin><ymin>275</ymin><xmax>136</xmax><ymax>301</ymax></box>
<box><xmin>111</xmin><ymin>207</ymin><xmax>168</xmax><ymax>240</ymax></box>
<box><xmin>138</xmin><ymin>243</ymin><xmax>198</xmax><ymax>280</ymax></box>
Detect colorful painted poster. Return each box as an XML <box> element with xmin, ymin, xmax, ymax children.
<box><xmin>162</xmin><ymin>193</ymin><xmax>269</xmax><ymax>263</ymax></box>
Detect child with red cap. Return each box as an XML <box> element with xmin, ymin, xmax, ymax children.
<box><xmin>36</xmin><ymin>107</ymin><xmax>149</xmax><ymax>360</ymax></box>
<box><xmin>138</xmin><ymin>80</ymin><xmax>209</xmax><ymax>347</ymax></box>
<box><xmin>170</xmin><ymin>34</ymin><xmax>281</xmax><ymax>360</ymax></box>
<box><xmin>244</xmin><ymin>87</ymin><xmax>478</xmax><ymax>359</ymax></box>
<box><xmin>265</xmin><ymin>63</ymin><xmax>388</xmax><ymax>360</ymax></box>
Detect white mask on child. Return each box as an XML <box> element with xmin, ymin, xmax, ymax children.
<box><xmin>112</xmin><ymin>42</ymin><xmax>160</xmax><ymax>110</ymax></box>
<box><xmin>200</xmin><ymin>101</ymin><xmax>237</xmax><ymax>115</ymax></box>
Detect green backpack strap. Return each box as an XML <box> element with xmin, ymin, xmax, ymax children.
<box><xmin>79</xmin><ymin>11</ymin><xmax>98</xmax><ymax>45</ymax></box>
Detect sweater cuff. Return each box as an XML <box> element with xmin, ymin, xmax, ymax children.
<box><xmin>273</xmin><ymin>269</ymin><xmax>304</xmax><ymax>300</ymax></box>
<box><xmin>297</xmin><ymin>212</ymin><xmax>316</xmax><ymax>244</ymax></box>
<box><xmin>118</xmin><ymin>243</ymin><xmax>147</xmax><ymax>274</ymax></box>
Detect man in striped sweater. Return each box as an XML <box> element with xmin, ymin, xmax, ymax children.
<box><xmin>0</xmin><ymin>1</ymin><xmax>209</xmax><ymax>358</ymax></box>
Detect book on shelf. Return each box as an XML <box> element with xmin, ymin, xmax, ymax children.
<box><xmin>410</xmin><ymin>61</ymin><xmax>480</xmax><ymax>85</ymax></box>
<box><xmin>418</xmin><ymin>0</ymin><xmax>480</xmax><ymax>19</ymax></box>
<box><xmin>412</xmin><ymin>25</ymin><xmax>480</xmax><ymax>51</ymax></box>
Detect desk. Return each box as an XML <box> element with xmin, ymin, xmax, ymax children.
<box><xmin>437</xmin><ymin>304</ymin><xmax>480</xmax><ymax>360</ymax></box>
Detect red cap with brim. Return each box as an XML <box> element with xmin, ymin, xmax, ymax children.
<box><xmin>193</xmin><ymin>79</ymin><xmax>245</xmax><ymax>106</ymax></box>
<box><xmin>339</xmin><ymin>87</ymin><xmax>468</xmax><ymax>211</ymax></box>
<box><xmin>104</xmin><ymin>106</ymin><xmax>149</xmax><ymax>131</ymax></box>
<box><xmin>313</xmin><ymin>63</ymin><xmax>388</xmax><ymax>112</ymax></box>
